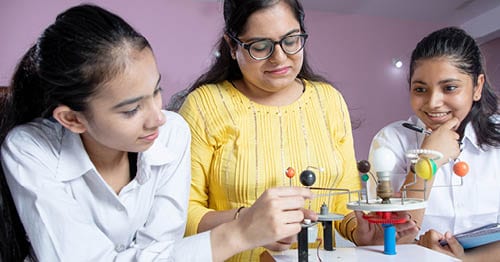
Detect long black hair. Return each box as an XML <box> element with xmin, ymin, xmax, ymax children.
<box><xmin>409</xmin><ymin>27</ymin><xmax>500</xmax><ymax>148</ymax></box>
<box><xmin>167</xmin><ymin>0</ymin><xmax>329</xmax><ymax>111</ymax></box>
<box><xmin>0</xmin><ymin>4</ymin><xmax>150</xmax><ymax>261</ymax></box>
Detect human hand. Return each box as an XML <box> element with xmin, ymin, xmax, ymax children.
<box><xmin>421</xmin><ymin>117</ymin><xmax>461</xmax><ymax>167</ymax></box>
<box><xmin>235</xmin><ymin>187</ymin><xmax>315</xmax><ymax>250</ymax></box>
<box><xmin>417</xmin><ymin>230</ymin><xmax>465</xmax><ymax>259</ymax></box>
<box><xmin>352</xmin><ymin>211</ymin><xmax>383</xmax><ymax>245</ymax></box>
<box><xmin>262</xmin><ymin>207</ymin><xmax>318</xmax><ymax>251</ymax></box>
<box><xmin>353</xmin><ymin>211</ymin><xmax>419</xmax><ymax>245</ymax></box>
<box><xmin>393</xmin><ymin>211</ymin><xmax>420</xmax><ymax>244</ymax></box>
<box><xmin>263</xmin><ymin>235</ymin><xmax>296</xmax><ymax>251</ymax></box>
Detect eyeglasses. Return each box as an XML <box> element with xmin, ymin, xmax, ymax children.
<box><xmin>228</xmin><ymin>33</ymin><xmax>308</xmax><ymax>60</ymax></box>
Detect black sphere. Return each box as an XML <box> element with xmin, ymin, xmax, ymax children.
<box><xmin>300</xmin><ymin>170</ymin><xmax>316</xmax><ymax>186</ymax></box>
<box><xmin>357</xmin><ymin>160</ymin><xmax>371</xmax><ymax>173</ymax></box>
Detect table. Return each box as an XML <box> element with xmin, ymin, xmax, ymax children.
<box><xmin>260</xmin><ymin>244</ymin><xmax>460</xmax><ymax>261</ymax></box>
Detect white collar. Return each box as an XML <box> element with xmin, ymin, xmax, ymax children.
<box><xmin>56</xmin><ymin>124</ymin><xmax>173</xmax><ymax>184</ymax></box>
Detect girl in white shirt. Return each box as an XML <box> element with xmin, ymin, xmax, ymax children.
<box><xmin>0</xmin><ymin>4</ymin><xmax>315</xmax><ymax>262</ymax></box>
<box><xmin>369</xmin><ymin>27</ymin><xmax>500</xmax><ymax>260</ymax></box>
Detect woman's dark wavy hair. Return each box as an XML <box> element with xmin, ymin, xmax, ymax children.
<box><xmin>0</xmin><ymin>4</ymin><xmax>150</xmax><ymax>261</ymax></box>
<box><xmin>409</xmin><ymin>27</ymin><xmax>500</xmax><ymax>148</ymax></box>
<box><xmin>167</xmin><ymin>0</ymin><xmax>329</xmax><ymax>111</ymax></box>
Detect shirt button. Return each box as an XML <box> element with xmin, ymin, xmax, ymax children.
<box><xmin>117</xmin><ymin>206</ymin><xmax>124</xmax><ymax>211</ymax></box>
<box><xmin>115</xmin><ymin>244</ymin><xmax>126</xmax><ymax>252</ymax></box>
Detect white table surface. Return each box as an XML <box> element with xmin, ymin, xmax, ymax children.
<box><xmin>266</xmin><ymin>244</ymin><xmax>460</xmax><ymax>262</ymax></box>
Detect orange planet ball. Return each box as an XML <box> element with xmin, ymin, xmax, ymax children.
<box><xmin>453</xmin><ymin>161</ymin><xmax>469</xmax><ymax>177</ymax></box>
<box><xmin>285</xmin><ymin>167</ymin><xmax>296</xmax><ymax>178</ymax></box>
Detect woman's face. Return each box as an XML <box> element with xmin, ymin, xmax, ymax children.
<box><xmin>233</xmin><ymin>1</ymin><xmax>304</xmax><ymax>97</ymax></box>
<box><xmin>410</xmin><ymin>57</ymin><xmax>484</xmax><ymax>131</ymax></box>
<box><xmin>79</xmin><ymin>48</ymin><xmax>166</xmax><ymax>154</ymax></box>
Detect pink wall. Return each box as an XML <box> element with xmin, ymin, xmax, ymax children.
<box><xmin>481</xmin><ymin>38</ymin><xmax>500</xmax><ymax>91</ymax></box>
<box><xmin>2</xmin><ymin>1</ymin><xmax>491</xmax><ymax>161</ymax></box>
<box><xmin>303</xmin><ymin>11</ymin><xmax>445</xmax><ymax>160</ymax></box>
<box><xmin>0</xmin><ymin>0</ymin><xmax>223</xmax><ymax>97</ymax></box>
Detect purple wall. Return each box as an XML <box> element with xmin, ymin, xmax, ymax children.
<box><xmin>303</xmin><ymin>11</ymin><xmax>445</xmax><ymax>160</ymax></box>
<box><xmin>481</xmin><ymin>38</ymin><xmax>500</xmax><ymax>91</ymax></box>
<box><xmin>2</xmin><ymin>1</ymin><xmax>495</xmax><ymax>160</ymax></box>
<box><xmin>0</xmin><ymin>0</ymin><xmax>223</xmax><ymax>97</ymax></box>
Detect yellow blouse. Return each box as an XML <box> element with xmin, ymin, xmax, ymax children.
<box><xmin>179</xmin><ymin>79</ymin><xmax>361</xmax><ymax>261</ymax></box>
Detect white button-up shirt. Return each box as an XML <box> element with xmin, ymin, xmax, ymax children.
<box><xmin>368</xmin><ymin>115</ymin><xmax>500</xmax><ymax>235</ymax></box>
<box><xmin>2</xmin><ymin>111</ymin><xmax>212</xmax><ymax>261</ymax></box>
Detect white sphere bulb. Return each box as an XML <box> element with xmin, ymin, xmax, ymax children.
<box><xmin>372</xmin><ymin>147</ymin><xmax>397</xmax><ymax>172</ymax></box>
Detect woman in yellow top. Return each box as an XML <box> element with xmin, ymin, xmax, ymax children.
<box><xmin>169</xmin><ymin>0</ymin><xmax>418</xmax><ymax>260</ymax></box>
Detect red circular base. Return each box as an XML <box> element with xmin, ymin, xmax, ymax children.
<box><xmin>363</xmin><ymin>212</ymin><xmax>407</xmax><ymax>224</ymax></box>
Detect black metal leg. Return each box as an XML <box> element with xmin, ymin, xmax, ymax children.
<box><xmin>298</xmin><ymin>226</ymin><xmax>309</xmax><ymax>262</ymax></box>
<box><xmin>322</xmin><ymin>220</ymin><xmax>333</xmax><ymax>251</ymax></box>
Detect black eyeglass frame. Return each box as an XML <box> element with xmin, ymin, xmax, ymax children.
<box><xmin>228</xmin><ymin>33</ymin><xmax>309</xmax><ymax>61</ymax></box>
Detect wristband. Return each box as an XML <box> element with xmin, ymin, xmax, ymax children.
<box><xmin>234</xmin><ymin>206</ymin><xmax>245</xmax><ymax>220</ymax></box>
<box><xmin>405</xmin><ymin>149</ymin><xmax>443</xmax><ymax>160</ymax></box>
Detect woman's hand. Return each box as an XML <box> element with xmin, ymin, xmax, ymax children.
<box><xmin>261</xmin><ymin>207</ymin><xmax>318</xmax><ymax>251</ymax></box>
<box><xmin>263</xmin><ymin>235</ymin><xmax>296</xmax><ymax>251</ymax></box>
<box><xmin>353</xmin><ymin>210</ymin><xmax>420</xmax><ymax>245</ymax></box>
<box><xmin>210</xmin><ymin>187</ymin><xmax>316</xmax><ymax>261</ymax></box>
<box><xmin>417</xmin><ymin>230</ymin><xmax>465</xmax><ymax>259</ymax></box>
<box><xmin>236</xmin><ymin>187</ymin><xmax>317</xmax><ymax>250</ymax></box>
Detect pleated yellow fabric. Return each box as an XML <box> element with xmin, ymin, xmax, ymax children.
<box><xmin>179</xmin><ymin>79</ymin><xmax>361</xmax><ymax>261</ymax></box>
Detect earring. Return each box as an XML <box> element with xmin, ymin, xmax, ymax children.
<box><xmin>231</xmin><ymin>51</ymin><xmax>236</xmax><ymax>60</ymax></box>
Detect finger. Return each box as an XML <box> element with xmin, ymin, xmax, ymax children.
<box><xmin>443</xmin><ymin>117</ymin><xmax>460</xmax><ymax>130</ymax></box>
<box><xmin>267</xmin><ymin>241</ymin><xmax>293</xmax><ymax>252</ymax></box>
<box><xmin>446</xmin><ymin>237</ymin><xmax>463</xmax><ymax>255</ymax></box>
<box><xmin>266</xmin><ymin>186</ymin><xmax>313</xmax><ymax>199</ymax></box>
<box><xmin>278</xmin><ymin>222</ymin><xmax>303</xmax><ymax>237</ymax></box>
<box><xmin>428</xmin><ymin>231</ymin><xmax>446</xmax><ymax>249</ymax></box>
<box><xmin>273</xmin><ymin>195</ymin><xmax>307</xmax><ymax>211</ymax></box>
<box><xmin>354</xmin><ymin>211</ymin><xmax>368</xmax><ymax>232</ymax></box>
<box><xmin>395</xmin><ymin>220</ymin><xmax>419</xmax><ymax>234</ymax></box>
<box><xmin>417</xmin><ymin>230</ymin><xmax>439</xmax><ymax>247</ymax></box>
<box><xmin>396</xmin><ymin>222</ymin><xmax>420</xmax><ymax>240</ymax></box>
<box><xmin>427</xmin><ymin>229</ymin><xmax>443</xmax><ymax>239</ymax></box>
<box><xmin>302</xmin><ymin>208</ymin><xmax>319</xmax><ymax>221</ymax></box>
<box><xmin>277</xmin><ymin>235</ymin><xmax>296</xmax><ymax>245</ymax></box>
<box><xmin>416</xmin><ymin>234</ymin><xmax>425</xmax><ymax>246</ymax></box>
<box><xmin>279</xmin><ymin>209</ymin><xmax>305</xmax><ymax>224</ymax></box>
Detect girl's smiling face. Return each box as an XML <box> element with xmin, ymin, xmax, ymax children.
<box><xmin>78</xmin><ymin>47</ymin><xmax>166</xmax><ymax>154</ymax></box>
<box><xmin>410</xmin><ymin>57</ymin><xmax>484</xmax><ymax>131</ymax></box>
